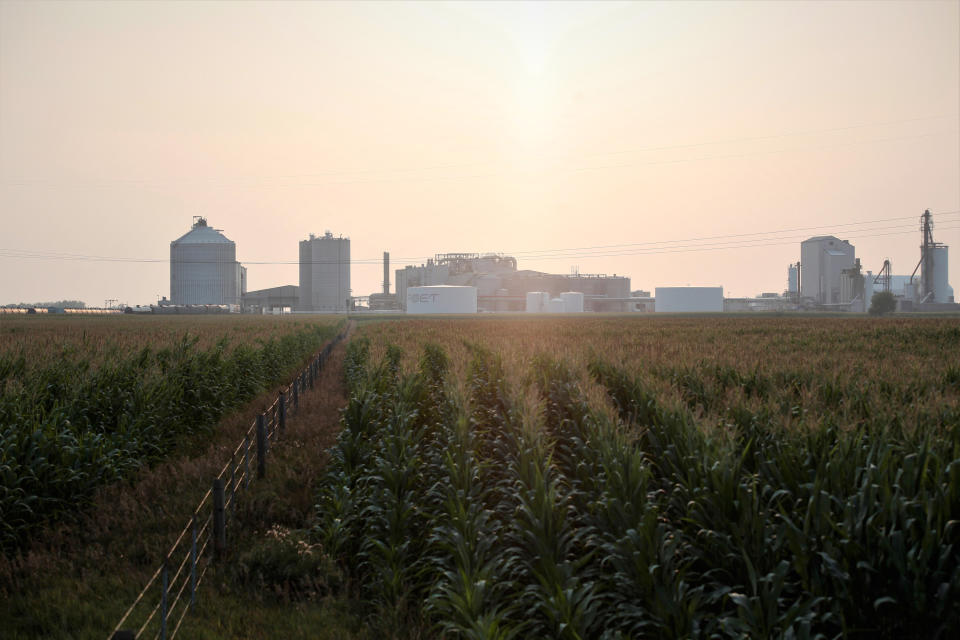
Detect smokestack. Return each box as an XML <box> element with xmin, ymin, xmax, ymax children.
<box><xmin>383</xmin><ymin>251</ymin><xmax>390</xmax><ymax>295</ymax></box>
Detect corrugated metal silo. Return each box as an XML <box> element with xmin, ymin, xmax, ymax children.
<box><xmin>170</xmin><ymin>217</ymin><xmax>241</xmax><ymax>305</ymax></box>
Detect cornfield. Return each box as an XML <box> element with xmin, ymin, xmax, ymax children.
<box><xmin>313</xmin><ymin>317</ymin><xmax>959</xmax><ymax>639</ymax></box>
<box><xmin>0</xmin><ymin>315</ymin><xmax>343</xmax><ymax>553</ymax></box>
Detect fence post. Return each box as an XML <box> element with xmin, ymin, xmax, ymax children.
<box><xmin>309</xmin><ymin>361</ymin><xmax>315</xmax><ymax>389</ymax></box>
<box><xmin>213</xmin><ymin>479</ymin><xmax>225</xmax><ymax>558</ymax></box>
<box><xmin>293</xmin><ymin>380</ymin><xmax>299</xmax><ymax>413</ymax></box>
<box><xmin>161</xmin><ymin>557</ymin><xmax>168</xmax><ymax>640</ymax></box>
<box><xmin>229</xmin><ymin>453</ymin><xmax>236</xmax><ymax>506</ymax></box>
<box><xmin>257</xmin><ymin>413</ymin><xmax>267</xmax><ymax>479</ymax></box>
<box><xmin>190</xmin><ymin>515</ymin><xmax>197</xmax><ymax>606</ymax></box>
<box><xmin>243</xmin><ymin>436</ymin><xmax>251</xmax><ymax>488</ymax></box>
<box><xmin>279</xmin><ymin>391</ymin><xmax>286</xmax><ymax>436</ymax></box>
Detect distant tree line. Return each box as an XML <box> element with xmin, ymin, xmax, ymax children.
<box><xmin>2</xmin><ymin>300</ymin><xmax>87</xmax><ymax>309</ymax></box>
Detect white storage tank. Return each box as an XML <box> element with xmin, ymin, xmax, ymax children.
<box><xmin>655</xmin><ymin>287</ymin><xmax>724</xmax><ymax>312</ymax></box>
<box><xmin>561</xmin><ymin>291</ymin><xmax>584</xmax><ymax>313</ymax></box>
<box><xmin>547</xmin><ymin>297</ymin><xmax>565</xmax><ymax>313</ymax></box>
<box><xmin>406</xmin><ymin>285</ymin><xmax>477</xmax><ymax>314</ymax></box>
<box><xmin>525</xmin><ymin>291</ymin><xmax>550</xmax><ymax>313</ymax></box>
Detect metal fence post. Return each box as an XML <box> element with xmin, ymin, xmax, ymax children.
<box><xmin>190</xmin><ymin>515</ymin><xmax>197</xmax><ymax>606</ymax></box>
<box><xmin>279</xmin><ymin>391</ymin><xmax>286</xmax><ymax>436</ymax></box>
<box><xmin>257</xmin><ymin>414</ymin><xmax>267</xmax><ymax>479</ymax></box>
<box><xmin>243</xmin><ymin>436</ymin><xmax>251</xmax><ymax>488</ymax></box>
<box><xmin>213</xmin><ymin>479</ymin><xmax>225</xmax><ymax>559</ymax></box>
<box><xmin>229</xmin><ymin>453</ymin><xmax>236</xmax><ymax>506</ymax></box>
<box><xmin>161</xmin><ymin>558</ymin><xmax>168</xmax><ymax>640</ymax></box>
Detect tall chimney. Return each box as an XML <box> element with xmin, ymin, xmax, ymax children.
<box><xmin>383</xmin><ymin>251</ymin><xmax>390</xmax><ymax>295</ymax></box>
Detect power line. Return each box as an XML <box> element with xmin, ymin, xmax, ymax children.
<box><xmin>2</xmin><ymin>212</ymin><xmax>957</xmax><ymax>266</ymax></box>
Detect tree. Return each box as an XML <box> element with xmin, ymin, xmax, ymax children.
<box><xmin>869</xmin><ymin>291</ymin><xmax>896</xmax><ymax>316</ymax></box>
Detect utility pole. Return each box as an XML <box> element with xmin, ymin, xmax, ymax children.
<box><xmin>922</xmin><ymin>209</ymin><xmax>934</xmax><ymax>300</ymax></box>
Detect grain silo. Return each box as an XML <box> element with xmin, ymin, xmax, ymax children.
<box><xmin>170</xmin><ymin>217</ymin><xmax>241</xmax><ymax>305</ymax></box>
<box><xmin>299</xmin><ymin>232</ymin><xmax>351</xmax><ymax>312</ymax></box>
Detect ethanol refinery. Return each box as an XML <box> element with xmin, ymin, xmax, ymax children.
<box><xmin>787</xmin><ymin>209</ymin><xmax>954</xmax><ymax>313</ymax></box>
<box><xmin>156</xmin><ymin>209</ymin><xmax>954</xmax><ymax>316</ymax></box>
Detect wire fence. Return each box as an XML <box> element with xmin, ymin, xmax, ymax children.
<box><xmin>108</xmin><ymin>323</ymin><xmax>350</xmax><ymax>640</ymax></box>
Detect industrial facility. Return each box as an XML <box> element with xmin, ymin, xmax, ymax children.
<box><xmin>395</xmin><ymin>253</ymin><xmax>631</xmax><ymax>312</ymax></box>
<box><xmin>787</xmin><ymin>210</ymin><xmax>954</xmax><ymax>312</ymax></box>
<box><xmin>169</xmin><ymin>217</ymin><xmax>245</xmax><ymax>306</ymax></box>
<box><xmin>155</xmin><ymin>208</ymin><xmax>952</xmax><ymax>316</ymax></box>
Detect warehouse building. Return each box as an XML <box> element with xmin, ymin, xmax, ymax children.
<box><xmin>655</xmin><ymin>287</ymin><xmax>724</xmax><ymax>312</ymax></box>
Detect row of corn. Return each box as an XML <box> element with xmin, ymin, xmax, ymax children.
<box><xmin>0</xmin><ymin>322</ymin><xmax>341</xmax><ymax>553</ymax></box>
<box><xmin>313</xmin><ymin>337</ymin><xmax>958</xmax><ymax>639</ymax></box>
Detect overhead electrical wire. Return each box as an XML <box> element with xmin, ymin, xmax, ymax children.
<box><xmin>1</xmin><ymin>211</ymin><xmax>957</xmax><ymax>266</ymax></box>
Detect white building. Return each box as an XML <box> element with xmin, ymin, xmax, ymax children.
<box><xmin>406</xmin><ymin>285</ymin><xmax>477</xmax><ymax>314</ymax></box>
<box><xmin>654</xmin><ymin>287</ymin><xmax>724</xmax><ymax>312</ymax></box>
<box><xmin>299</xmin><ymin>232</ymin><xmax>350</xmax><ymax>312</ymax></box>
<box><xmin>800</xmin><ymin>236</ymin><xmax>856</xmax><ymax>305</ymax></box>
<box><xmin>170</xmin><ymin>218</ymin><xmax>242</xmax><ymax>305</ymax></box>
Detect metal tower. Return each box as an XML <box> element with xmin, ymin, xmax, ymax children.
<box><xmin>874</xmin><ymin>259</ymin><xmax>891</xmax><ymax>293</ymax></box>
<box><xmin>910</xmin><ymin>209</ymin><xmax>943</xmax><ymax>302</ymax></box>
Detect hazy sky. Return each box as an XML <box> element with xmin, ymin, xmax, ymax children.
<box><xmin>1</xmin><ymin>0</ymin><xmax>958</xmax><ymax>305</ymax></box>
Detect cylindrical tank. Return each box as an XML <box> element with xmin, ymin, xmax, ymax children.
<box><xmin>548</xmin><ymin>297</ymin><xmax>565</xmax><ymax>313</ymax></box>
<box><xmin>787</xmin><ymin>264</ymin><xmax>798</xmax><ymax>293</ymax></box>
<box><xmin>170</xmin><ymin>218</ymin><xmax>240</xmax><ymax>305</ymax></box>
<box><xmin>525</xmin><ymin>291</ymin><xmax>547</xmax><ymax>313</ymax></box>
<box><xmin>932</xmin><ymin>246</ymin><xmax>949</xmax><ymax>303</ymax></box>
<box><xmin>406</xmin><ymin>285</ymin><xmax>477</xmax><ymax>314</ymax></box>
<box><xmin>561</xmin><ymin>291</ymin><xmax>584</xmax><ymax>313</ymax></box>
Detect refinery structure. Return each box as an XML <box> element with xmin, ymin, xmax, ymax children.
<box><xmin>152</xmin><ymin>209</ymin><xmax>954</xmax><ymax>316</ymax></box>
<box><xmin>786</xmin><ymin>209</ymin><xmax>953</xmax><ymax>313</ymax></box>
<box><xmin>394</xmin><ymin>253</ymin><xmax>631</xmax><ymax>312</ymax></box>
